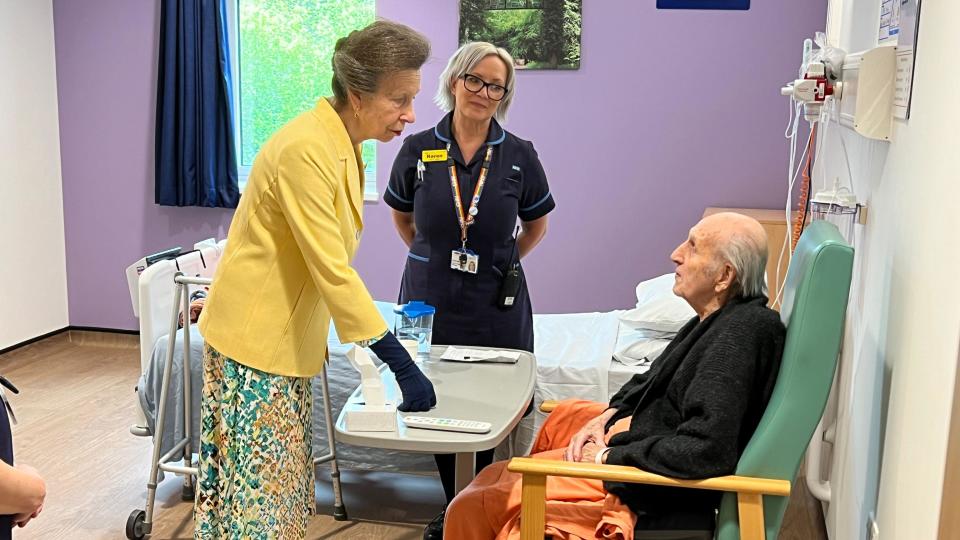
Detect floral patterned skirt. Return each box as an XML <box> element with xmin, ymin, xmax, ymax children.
<box><xmin>194</xmin><ymin>344</ymin><xmax>314</xmax><ymax>539</ymax></box>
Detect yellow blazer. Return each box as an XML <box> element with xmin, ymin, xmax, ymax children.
<box><xmin>199</xmin><ymin>99</ymin><xmax>387</xmax><ymax>377</ymax></box>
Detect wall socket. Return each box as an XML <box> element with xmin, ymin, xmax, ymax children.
<box><xmin>867</xmin><ymin>512</ymin><xmax>880</xmax><ymax>540</ymax></box>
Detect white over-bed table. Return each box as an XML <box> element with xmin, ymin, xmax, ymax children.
<box><xmin>335</xmin><ymin>346</ymin><xmax>536</xmax><ymax>494</ymax></box>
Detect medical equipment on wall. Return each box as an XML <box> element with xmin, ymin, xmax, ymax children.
<box><xmin>780</xmin><ymin>37</ymin><xmax>844</xmax><ymax>123</ymax></box>
<box><xmin>777</xmin><ymin>35</ymin><xmax>901</xmax><ymax>508</ymax></box>
<box><xmin>783</xmin><ymin>34</ymin><xmax>898</xmax><ymax>142</ymax></box>
<box><xmin>840</xmin><ymin>45</ymin><xmax>897</xmax><ymax>141</ymax></box>
<box><xmin>810</xmin><ymin>179</ymin><xmax>861</xmax><ymax>221</ymax></box>
<box><xmin>393</xmin><ymin>301</ymin><xmax>435</xmax><ymax>361</ymax></box>
<box><xmin>775</xmin><ymin>33</ymin><xmax>870</xmax><ymax>305</ymax></box>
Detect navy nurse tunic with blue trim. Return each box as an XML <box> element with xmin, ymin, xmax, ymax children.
<box><xmin>385</xmin><ymin>114</ymin><xmax>555</xmax><ymax>352</ymax></box>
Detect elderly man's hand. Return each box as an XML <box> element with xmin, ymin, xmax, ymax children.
<box><xmin>578</xmin><ymin>441</ymin><xmax>607</xmax><ymax>463</ymax></box>
<box><xmin>564</xmin><ymin>408</ymin><xmax>617</xmax><ymax>462</ymax></box>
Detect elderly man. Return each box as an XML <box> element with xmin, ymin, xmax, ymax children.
<box><xmin>440</xmin><ymin>212</ymin><xmax>786</xmax><ymax>540</ymax></box>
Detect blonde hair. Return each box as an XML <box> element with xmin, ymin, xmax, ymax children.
<box><xmin>435</xmin><ymin>42</ymin><xmax>516</xmax><ymax>123</ymax></box>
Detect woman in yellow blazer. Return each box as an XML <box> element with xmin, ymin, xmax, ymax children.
<box><xmin>195</xmin><ymin>21</ymin><xmax>435</xmax><ymax>539</ymax></box>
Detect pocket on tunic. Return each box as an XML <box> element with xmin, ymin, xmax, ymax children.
<box><xmin>401</xmin><ymin>251</ymin><xmax>431</xmax><ymax>301</ymax></box>
<box><xmin>499</xmin><ymin>174</ymin><xmax>522</xmax><ymax>200</ymax></box>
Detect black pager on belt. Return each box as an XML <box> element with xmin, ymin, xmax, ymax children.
<box><xmin>498</xmin><ymin>264</ymin><xmax>521</xmax><ymax>308</ymax></box>
<box><xmin>498</xmin><ymin>226</ymin><xmax>522</xmax><ymax>309</ymax></box>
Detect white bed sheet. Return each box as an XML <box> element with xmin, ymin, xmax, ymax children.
<box><xmin>494</xmin><ymin>311</ymin><xmax>652</xmax><ymax>458</ymax></box>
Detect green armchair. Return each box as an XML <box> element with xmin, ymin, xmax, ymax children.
<box><xmin>509</xmin><ymin>220</ymin><xmax>854</xmax><ymax>540</ymax></box>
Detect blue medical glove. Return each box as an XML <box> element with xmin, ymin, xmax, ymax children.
<box><xmin>369</xmin><ymin>331</ymin><xmax>437</xmax><ymax>412</ymax></box>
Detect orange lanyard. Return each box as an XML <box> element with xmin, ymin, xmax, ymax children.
<box><xmin>447</xmin><ymin>144</ymin><xmax>494</xmax><ymax>249</ymax></box>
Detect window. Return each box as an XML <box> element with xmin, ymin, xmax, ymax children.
<box><xmin>224</xmin><ymin>0</ymin><xmax>378</xmax><ymax>199</ymax></box>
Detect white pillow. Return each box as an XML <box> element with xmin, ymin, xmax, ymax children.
<box><xmin>634</xmin><ymin>272</ymin><xmax>677</xmax><ymax>306</ymax></box>
<box><xmin>619</xmin><ymin>273</ymin><xmax>695</xmax><ymax>333</ymax></box>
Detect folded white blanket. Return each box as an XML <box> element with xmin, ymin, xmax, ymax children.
<box><xmin>613</xmin><ymin>324</ymin><xmax>673</xmax><ymax>366</ymax></box>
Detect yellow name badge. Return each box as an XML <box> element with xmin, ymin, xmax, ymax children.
<box><xmin>422</xmin><ymin>149</ymin><xmax>448</xmax><ymax>162</ymax></box>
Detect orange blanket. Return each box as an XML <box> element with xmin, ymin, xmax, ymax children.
<box><xmin>444</xmin><ymin>400</ymin><xmax>636</xmax><ymax>540</ymax></box>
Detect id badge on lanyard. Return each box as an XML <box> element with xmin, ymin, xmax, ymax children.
<box><xmin>450</xmin><ymin>249</ymin><xmax>479</xmax><ymax>274</ymax></box>
<box><xmin>448</xmin><ymin>144</ymin><xmax>494</xmax><ymax>275</ymax></box>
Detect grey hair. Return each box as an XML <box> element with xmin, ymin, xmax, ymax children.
<box><xmin>718</xmin><ymin>229</ymin><xmax>768</xmax><ymax>299</ymax></box>
<box><xmin>435</xmin><ymin>42</ymin><xmax>516</xmax><ymax>123</ymax></box>
<box><xmin>331</xmin><ymin>20</ymin><xmax>430</xmax><ymax>103</ymax></box>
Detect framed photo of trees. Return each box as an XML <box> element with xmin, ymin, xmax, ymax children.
<box><xmin>459</xmin><ymin>0</ymin><xmax>582</xmax><ymax>70</ymax></box>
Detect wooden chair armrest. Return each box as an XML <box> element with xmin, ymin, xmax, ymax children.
<box><xmin>539</xmin><ymin>400</ymin><xmax>560</xmax><ymax>412</ymax></box>
<box><xmin>507</xmin><ymin>458</ymin><xmax>790</xmax><ymax>496</ymax></box>
<box><xmin>506</xmin><ymin>457</ymin><xmax>790</xmax><ymax>540</ymax></box>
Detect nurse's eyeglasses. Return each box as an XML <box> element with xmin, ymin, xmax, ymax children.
<box><xmin>460</xmin><ymin>73</ymin><xmax>508</xmax><ymax>101</ymax></box>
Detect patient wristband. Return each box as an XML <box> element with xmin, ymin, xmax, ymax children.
<box><xmin>595</xmin><ymin>447</ymin><xmax>611</xmax><ymax>464</ymax></box>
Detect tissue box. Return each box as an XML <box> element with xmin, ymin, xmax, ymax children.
<box><xmin>343</xmin><ymin>402</ymin><xmax>397</xmax><ymax>432</ymax></box>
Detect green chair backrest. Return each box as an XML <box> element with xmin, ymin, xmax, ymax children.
<box><xmin>715</xmin><ymin>220</ymin><xmax>854</xmax><ymax>540</ymax></box>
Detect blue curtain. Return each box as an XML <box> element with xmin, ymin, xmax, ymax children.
<box><xmin>155</xmin><ymin>0</ymin><xmax>239</xmax><ymax>208</ymax></box>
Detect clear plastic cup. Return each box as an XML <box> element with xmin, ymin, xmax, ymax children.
<box><xmin>394</xmin><ymin>301</ymin><xmax>435</xmax><ymax>362</ymax></box>
<box><xmin>398</xmin><ymin>338</ymin><xmax>420</xmax><ymax>364</ymax></box>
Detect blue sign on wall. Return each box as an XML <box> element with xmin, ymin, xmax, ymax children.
<box><xmin>657</xmin><ymin>0</ymin><xmax>749</xmax><ymax>9</ymax></box>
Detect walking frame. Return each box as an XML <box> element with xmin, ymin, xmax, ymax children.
<box><xmin>126</xmin><ymin>273</ymin><xmax>348</xmax><ymax>539</ymax></box>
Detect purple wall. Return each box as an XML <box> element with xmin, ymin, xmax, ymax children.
<box><xmin>54</xmin><ymin>0</ymin><xmax>825</xmax><ymax>331</ymax></box>
<box><xmin>54</xmin><ymin>1</ymin><xmax>232</xmax><ymax>330</ymax></box>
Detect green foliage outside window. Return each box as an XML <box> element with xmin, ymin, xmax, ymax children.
<box><xmin>238</xmin><ymin>0</ymin><xmax>376</xmax><ymax>177</ymax></box>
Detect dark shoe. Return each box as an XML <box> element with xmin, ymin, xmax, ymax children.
<box><xmin>423</xmin><ymin>509</ymin><xmax>444</xmax><ymax>540</ymax></box>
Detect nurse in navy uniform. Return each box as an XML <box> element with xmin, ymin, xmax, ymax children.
<box><xmin>384</xmin><ymin>42</ymin><xmax>555</xmax><ymax>536</ymax></box>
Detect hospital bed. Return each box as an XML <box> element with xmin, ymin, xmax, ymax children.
<box><xmin>124</xmin><ymin>239</ymin><xmax>662</xmax><ymax>537</ymax></box>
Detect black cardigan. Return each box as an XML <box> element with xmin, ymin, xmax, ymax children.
<box><xmin>603</xmin><ymin>296</ymin><xmax>785</xmax><ymax>523</ymax></box>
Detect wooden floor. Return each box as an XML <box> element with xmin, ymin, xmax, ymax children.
<box><xmin>0</xmin><ymin>332</ymin><xmax>827</xmax><ymax>539</ymax></box>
